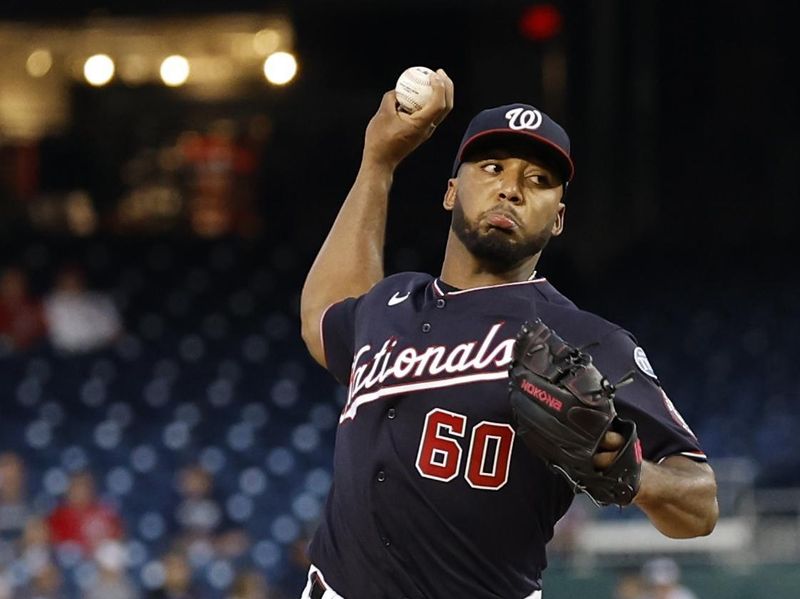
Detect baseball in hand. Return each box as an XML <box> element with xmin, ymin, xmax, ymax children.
<box><xmin>395</xmin><ymin>66</ymin><xmax>434</xmax><ymax>114</ymax></box>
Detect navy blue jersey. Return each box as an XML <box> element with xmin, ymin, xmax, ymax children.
<box><xmin>309</xmin><ymin>272</ymin><xmax>705</xmax><ymax>599</ymax></box>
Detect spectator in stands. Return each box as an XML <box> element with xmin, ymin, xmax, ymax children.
<box><xmin>0</xmin><ymin>571</ymin><xmax>9</xmax><ymax>599</ymax></box>
<box><xmin>174</xmin><ymin>464</ymin><xmax>222</xmax><ymax>542</ymax></box>
<box><xmin>227</xmin><ymin>570</ymin><xmax>272</xmax><ymax>599</ymax></box>
<box><xmin>640</xmin><ymin>558</ymin><xmax>698</xmax><ymax>599</ymax></box>
<box><xmin>47</xmin><ymin>470</ymin><xmax>124</xmax><ymax>556</ymax></box>
<box><xmin>613</xmin><ymin>571</ymin><xmax>645</xmax><ymax>599</ymax></box>
<box><xmin>0</xmin><ymin>452</ymin><xmax>30</xmax><ymax>563</ymax></box>
<box><xmin>0</xmin><ymin>266</ymin><xmax>46</xmax><ymax>352</ymax></box>
<box><xmin>43</xmin><ymin>264</ymin><xmax>122</xmax><ymax>353</ymax></box>
<box><xmin>17</xmin><ymin>560</ymin><xmax>66</xmax><ymax>599</ymax></box>
<box><xmin>84</xmin><ymin>540</ymin><xmax>139</xmax><ymax>599</ymax></box>
<box><xmin>147</xmin><ymin>550</ymin><xmax>206</xmax><ymax>599</ymax></box>
<box><xmin>17</xmin><ymin>517</ymin><xmax>53</xmax><ymax>580</ymax></box>
<box><xmin>173</xmin><ymin>463</ymin><xmax>248</xmax><ymax>559</ymax></box>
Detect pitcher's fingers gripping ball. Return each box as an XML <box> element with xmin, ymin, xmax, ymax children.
<box><xmin>508</xmin><ymin>319</ymin><xmax>643</xmax><ymax>506</ymax></box>
<box><xmin>395</xmin><ymin>66</ymin><xmax>435</xmax><ymax>114</ymax></box>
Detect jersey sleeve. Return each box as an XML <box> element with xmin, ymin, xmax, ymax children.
<box><xmin>320</xmin><ymin>296</ymin><xmax>361</xmax><ymax>386</ymax></box>
<box><xmin>594</xmin><ymin>328</ymin><xmax>707</xmax><ymax>464</ymax></box>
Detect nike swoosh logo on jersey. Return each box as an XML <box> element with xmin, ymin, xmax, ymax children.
<box><xmin>387</xmin><ymin>292</ymin><xmax>410</xmax><ymax>306</ymax></box>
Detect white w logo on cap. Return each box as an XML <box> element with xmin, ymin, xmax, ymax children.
<box><xmin>505</xmin><ymin>107</ymin><xmax>543</xmax><ymax>131</ymax></box>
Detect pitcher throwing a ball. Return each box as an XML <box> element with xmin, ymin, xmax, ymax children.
<box><xmin>300</xmin><ymin>67</ymin><xmax>718</xmax><ymax>599</ymax></box>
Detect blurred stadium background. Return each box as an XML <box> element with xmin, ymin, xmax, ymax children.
<box><xmin>0</xmin><ymin>1</ymin><xmax>798</xmax><ymax>598</ymax></box>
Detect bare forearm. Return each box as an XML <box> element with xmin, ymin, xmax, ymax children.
<box><xmin>634</xmin><ymin>457</ymin><xmax>718</xmax><ymax>538</ymax></box>
<box><xmin>300</xmin><ymin>73</ymin><xmax>453</xmax><ymax>365</ymax></box>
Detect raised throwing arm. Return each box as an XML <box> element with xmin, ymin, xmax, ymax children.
<box><xmin>300</xmin><ymin>70</ymin><xmax>453</xmax><ymax>367</ymax></box>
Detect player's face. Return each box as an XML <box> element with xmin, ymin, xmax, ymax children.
<box><xmin>444</xmin><ymin>143</ymin><xmax>565</xmax><ymax>269</ymax></box>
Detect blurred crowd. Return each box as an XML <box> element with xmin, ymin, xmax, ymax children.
<box><xmin>0</xmin><ymin>239</ymin><xmax>330</xmax><ymax>598</ymax></box>
<box><xmin>0</xmin><ymin>265</ymin><xmax>122</xmax><ymax>356</ymax></box>
<box><xmin>2</xmin><ymin>442</ymin><xmax>702</xmax><ymax>599</ymax></box>
<box><xmin>614</xmin><ymin>558</ymin><xmax>698</xmax><ymax>599</ymax></box>
<box><xmin>0</xmin><ymin>450</ymin><xmax>305</xmax><ymax>598</ymax></box>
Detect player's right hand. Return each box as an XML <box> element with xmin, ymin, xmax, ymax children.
<box><xmin>363</xmin><ymin>68</ymin><xmax>453</xmax><ymax>170</ymax></box>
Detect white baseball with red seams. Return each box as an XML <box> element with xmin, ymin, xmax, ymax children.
<box><xmin>394</xmin><ymin>66</ymin><xmax>434</xmax><ymax>114</ymax></box>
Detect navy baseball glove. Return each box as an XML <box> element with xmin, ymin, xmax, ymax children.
<box><xmin>508</xmin><ymin>320</ymin><xmax>642</xmax><ymax>506</ymax></box>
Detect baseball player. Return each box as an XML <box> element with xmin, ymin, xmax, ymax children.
<box><xmin>299</xmin><ymin>69</ymin><xmax>718</xmax><ymax>599</ymax></box>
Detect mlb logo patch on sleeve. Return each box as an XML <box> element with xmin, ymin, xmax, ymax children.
<box><xmin>634</xmin><ymin>347</ymin><xmax>657</xmax><ymax>380</ymax></box>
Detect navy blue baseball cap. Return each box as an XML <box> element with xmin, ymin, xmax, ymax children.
<box><xmin>451</xmin><ymin>103</ymin><xmax>574</xmax><ymax>182</ymax></box>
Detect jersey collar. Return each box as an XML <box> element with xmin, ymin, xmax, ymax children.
<box><xmin>433</xmin><ymin>274</ymin><xmax>546</xmax><ymax>297</ymax></box>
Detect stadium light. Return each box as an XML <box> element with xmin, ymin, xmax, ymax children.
<box><xmin>84</xmin><ymin>54</ymin><xmax>115</xmax><ymax>86</ymax></box>
<box><xmin>160</xmin><ymin>55</ymin><xmax>190</xmax><ymax>87</ymax></box>
<box><xmin>26</xmin><ymin>49</ymin><xmax>53</xmax><ymax>78</ymax></box>
<box><xmin>263</xmin><ymin>51</ymin><xmax>297</xmax><ymax>86</ymax></box>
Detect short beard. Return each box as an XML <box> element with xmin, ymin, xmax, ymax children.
<box><xmin>451</xmin><ymin>201</ymin><xmax>553</xmax><ymax>273</ymax></box>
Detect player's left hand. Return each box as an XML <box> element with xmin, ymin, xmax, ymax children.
<box><xmin>509</xmin><ymin>319</ymin><xmax>644</xmax><ymax>506</ymax></box>
<box><xmin>593</xmin><ymin>431</ymin><xmax>626</xmax><ymax>471</ymax></box>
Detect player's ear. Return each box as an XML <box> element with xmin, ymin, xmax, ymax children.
<box><xmin>443</xmin><ymin>178</ymin><xmax>457</xmax><ymax>211</ymax></box>
<box><xmin>551</xmin><ymin>203</ymin><xmax>566</xmax><ymax>236</ymax></box>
